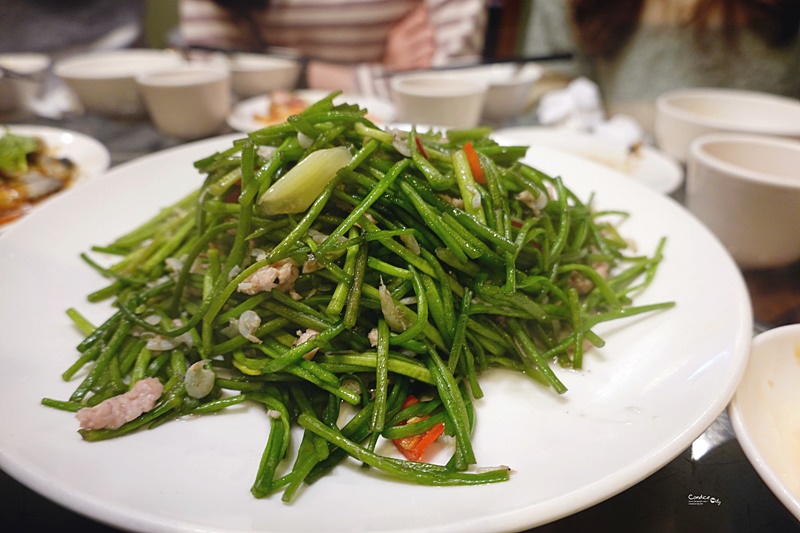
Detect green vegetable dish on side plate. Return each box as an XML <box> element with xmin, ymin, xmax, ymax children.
<box><xmin>42</xmin><ymin>91</ymin><xmax>674</xmax><ymax>502</ymax></box>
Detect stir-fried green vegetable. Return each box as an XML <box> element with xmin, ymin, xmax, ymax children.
<box><xmin>0</xmin><ymin>129</ymin><xmax>39</xmax><ymax>173</ymax></box>
<box><xmin>42</xmin><ymin>91</ymin><xmax>674</xmax><ymax>501</ymax></box>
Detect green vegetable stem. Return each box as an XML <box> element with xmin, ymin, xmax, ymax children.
<box><xmin>42</xmin><ymin>92</ymin><xmax>674</xmax><ymax>502</ymax></box>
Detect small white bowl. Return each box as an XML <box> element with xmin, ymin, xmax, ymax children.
<box><xmin>390</xmin><ymin>74</ymin><xmax>487</xmax><ymax>129</ymax></box>
<box><xmin>226</xmin><ymin>52</ymin><xmax>301</xmax><ymax>98</ymax></box>
<box><xmin>686</xmin><ymin>133</ymin><xmax>800</xmax><ymax>269</ymax></box>
<box><xmin>450</xmin><ymin>63</ymin><xmax>542</xmax><ymax>123</ymax></box>
<box><xmin>0</xmin><ymin>53</ymin><xmax>50</xmax><ymax>113</ymax></box>
<box><xmin>136</xmin><ymin>65</ymin><xmax>231</xmax><ymax>140</ymax></box>
<box><xmin>730</xmin><ymin>324</ymin><xmax>800</xmax><ymax>520</ymax></box>
<box><xmin>54</xmin><ymin>49</ymin><xmax>186</xmax><ymax>117</ymax></box>
<box><xmin>655</xmin><ymin>88</ymin><xmax>800</xmax><ymax>163</ymax></box>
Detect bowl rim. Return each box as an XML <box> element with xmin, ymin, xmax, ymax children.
<box><xmin>0</xmin><ymin>52</ymin><xmax>51</xmax><ymax>73</ymax></box>
<box><xmin>390</xmin><ymin>74</ymin><xmax>488</xmax><ymax>97</ymax></box>
<box><xmin>135</xmin><ymin>64</ymin><xmax>231</xmax><ymax>88</ymax></box>
<box><xmin>226</xmin><ymin>52</ymin><xmax>301</xmax><ymax>72</ymax></box>
<box><xmin>450</xmin><ymin>63</ymin><xmax>544</xmax><ymax>87</ymax></box>
<box><xmin>54</xmin><ymin>49</ymin><xmax>185</xmax><ymax>80</ymax></box>
<box><xmin>656</xmin><ymin>87</ymin><xmax>800</xmax><ymax>135</ymax></box>
<box><xmin>689</xmin><ymin>132</ymin><xmax>800</xmax><ymax>189</ymax></box>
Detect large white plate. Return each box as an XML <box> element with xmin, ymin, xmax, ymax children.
<box><xmin>729</xmin><ymin>324</ymin><xmax>800</xmax><ymax>520</ymax></box>
<box><xmin>227</xmin><ymin>90</ymin><xmax>396</xmax><ymax>132</ymax></box>
<box><xmin>493</xmin><ymin>126</ymin><xmax>684</xmax><ymax>195</ymax></box>
<box><xmin>0</xmin><ymin>124</ymin><xmax>110</xmax><ymax>231</ymax></box>
<box><xmin>0</xmin><ymin>133</ymin><xmax>751</xmax><ymax>533</ymax></box>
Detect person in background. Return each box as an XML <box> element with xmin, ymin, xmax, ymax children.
<box><xmin>178</xmin><ymin>0</ymin><xmax>488</xmax><ymax>98</ymax></box>
<box><xmin>0</xmin><ymin>0</ymin><xmax>146</xmax><ymax>55</ymax></box>
<box><xmin>525</xmin><ymin>0</ymin><xmax>800</xmax><ymax>134</ymax></box>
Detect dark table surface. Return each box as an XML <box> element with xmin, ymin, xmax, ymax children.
<box><xmin>2</xmin><ymin>101</ymin><xmax>799</xmax><ymax>533</ymax></box>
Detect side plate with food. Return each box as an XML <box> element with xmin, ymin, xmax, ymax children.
<box><xmin>0</xmin><ymin>124</ymin><xmax>110</xmax><ymax>231</ymax></box>
<box><xmin>227</xmin><ymin>89</ymin><xmax>396</xmax><ymax>132</ymax></box>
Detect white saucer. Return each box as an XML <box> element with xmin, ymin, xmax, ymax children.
<box><xmin>492</xmin><ymin>126</ymin><xmax>684</xmax><ymax>195</ymax></box>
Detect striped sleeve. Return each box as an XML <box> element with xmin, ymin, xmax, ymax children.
<box><xmin>354</xmin><ymin>0</ymin><xmax>488</xmax><ymax>95</ymax></box>
<box><xmin>427</xmin><ymin>0</ymin><xmax>487</xmax><ymax>66</ymax></box>
<box><xmin>179</xmin><ymin>0</ymin><xmax>260</xmax><ymax>50</ymax></box>
<box><xmin>258</xmin><ymin>0</ymin><xmax>416</xmax><ymax>63</ymax></box>
<box><xmin>179</xmin><ymin>0</ymin><xmax>489</xmax><ymax>96</ymax></box>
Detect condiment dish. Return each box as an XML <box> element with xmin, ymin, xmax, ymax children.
<box><xmin>686</xmin><ymin>133</ymin><xmax>800</xmax><ymax>269</ymax></box>
<box><xmin>0</xmin><ymin>53</ymin><xmax>50</xmax><ymax>113</ymax></box>
<box><xmin>655</xmin><ymin>88</ymin><xmax>800</xmax><ymax>163</ymax></box>
<box><xmin>54</xmin><ymin>49</ymin><xmax>186</xmax><ymax>117</ymax></box>
<box><xmin>390</xmin><ymin>74</ymin><xmax>487</xmax><ymax>129</ymax></box>
<box><xmin>450</xmin><ymin>62</ymin><xmax>542</xmax><ymax>123</ymax></box>
<box><xmin>226</xmin><ymin>52</ymin><xmax>302</xmax><ymax>98</ymax></box>
<box><xmin>136</xmin><ymin>65</ymin><xmax>231</xmax><ymax>140</ymax></box>
<box><xmin>730</xmin><ymin>323</ymin><xmax>800</xmax><ymax>521</ymax></box>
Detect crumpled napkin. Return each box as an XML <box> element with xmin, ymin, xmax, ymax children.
<box><xmin>27</xmin><ymin>81</ymin><xmax>82</xmax><ymax>119</ymax></box>
<box><xmin>537</xmin><ymin>77</ymin><xmax>644</xmax><ymax>149</ymax></box>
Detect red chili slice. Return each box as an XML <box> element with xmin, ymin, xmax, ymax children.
<box><xmin>463</xmin><ymin>141</ymin><xmax>486</xmax><ymax>184</ymax></box>
<box><xmin>391</xmin><ymin>395</ymin><xmax>446</xmax><ymax>462</ymax></box>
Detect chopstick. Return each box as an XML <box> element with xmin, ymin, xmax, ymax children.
<box><xmin>376</xmin><ymin>52</ymin><xmax>575</xmax><ymax>78</ymax></box>
<box><xmin>175</xmin><ymin>46</ymin><xmax>573</xmax><ymax>74</ymax></box>
<box><xmin>175</xmin><ymin>44</ymin><xmax>303</xmax><ymax>61</ymax></box>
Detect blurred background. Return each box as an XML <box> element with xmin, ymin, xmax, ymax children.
<box><xmin>1</xmin><ymin>1</ymin><xmax>800</xmax><ymax>532</ymax></box>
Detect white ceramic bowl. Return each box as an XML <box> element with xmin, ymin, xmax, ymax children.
<box><xmin>451</xmin><ymin>63</ymin><xmax>542</xmax><ymax>123</ymax></box>
<box><xmin>54</xmin><ymin>49</ymin><xmax>186</xmax><ymax>117</ymax></box>
<box><xmin>686</xmin><ymin>133</ymin><xmax>800</xmax><ymax>269</ymax></box>
<box><xmin>136</xmin><ymin>65</ymin><xmax>231</xmax><ymax>140</ymax></box>
<box><xmin>655</xmin><ymin>88</ymin><xmax>800</xmax><ymax>163</ymax></box>
<box><xmin>0</xmin><ymin>53</ymin><xmax>50</xmax><ymax>113</ymax></box>
<box><xmin>730</xmin><ymin>324</ymin><xmax>800</xmax><ymax>520</ymax></box>
<box><xmin>390</xmin><ymin>74</ymin><xmax>487</xmax><ymax>129</ymax></box>
<box><xmin>226</xmin><ymin>52</ymin><xmax>301</xmax><ymax>98</ymax></box>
